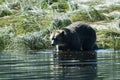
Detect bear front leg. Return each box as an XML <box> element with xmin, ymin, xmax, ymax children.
<box><xmin>56</xmin><ymin>45</ymin><xmax>69</xmax><ymax>52</ymax></box>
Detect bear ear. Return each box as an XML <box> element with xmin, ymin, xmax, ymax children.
<box><xmin>61</xmin><ymin>30</ymin><xmax>64</xmax><ymax>35</ymax></box>
<box><xmin>60</xmin><ymin>30</ymin><xmax>64</xmax><ymax>35</ymax></box>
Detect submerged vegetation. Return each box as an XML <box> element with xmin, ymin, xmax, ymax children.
<box><xmin>0</xmin><ymin>0</ymin><xmax>120</xmax><ymax>50</ymax></box>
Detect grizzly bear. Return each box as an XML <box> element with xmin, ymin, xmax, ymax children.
<box><xmin>50</xmin><ymin>22</ymin><xmax>98</xmax><ymax>52</ymax></box>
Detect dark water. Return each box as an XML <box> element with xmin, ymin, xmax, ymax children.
<box><xmin>0</xmin><ymin>50</ymin><xmax>120</xmax><ymax>80</ymax></box>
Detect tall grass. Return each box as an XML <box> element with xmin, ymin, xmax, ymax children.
<box><xmin>69</xmin><ymin>7</ymin><xmax>106</xmax><ymax>22</ymax></box>
<box><xmin>21</xmin><ymin>31</ymin><xmax>50</xmax><ymax>50</ymax></box>
<box><xmin>96</xmin><ymin>21</ymin><xmax>120</xmax><ymax>50</ymax></box>
<box><xmin>97</xmin><ymin>32</ymin><xmax>120</xmax><ymax>50</ymax></box>
<box><xmin>0</xmin><ymin>3</ymin><xmax>12</xmax><ymax>17</ymax></box>
<box><xmin>0</xmin><ymin>26</ymin><xmax>16</xmax><ymax>49</ymax></box>
<box><xmin>0</xmin><ymin>25</ymin><xmax>51</xmax><ymax>50</ymax></box>
<box><xmin>50</xmin><ymin>16</ymin><xmax>72</xmax><ymax>29</ymax></box>
<box><xmin>0</xmin><ymin>0</ymin><xmax>120</xmax><ymax>50</ymax></box>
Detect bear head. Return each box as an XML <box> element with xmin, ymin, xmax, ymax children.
<box><xmin>50</xmin><ymin>30</ymin><xmax>64</xmax><ymax>46</ymax></box>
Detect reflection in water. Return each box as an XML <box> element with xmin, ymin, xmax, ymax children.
<box><xmin>54</xmin><ymin>51</ymin><xmax>97</xmax><ymax>80</ymax></box>
<box><xmin>0</xmin><ymin>50</ymin><xmax>120</xmax><ymax>80</ymax></box>
<box><xmin>0</xmin><ymin>50</ymin><xmax>55</xmax><ymax>80</ymax></box>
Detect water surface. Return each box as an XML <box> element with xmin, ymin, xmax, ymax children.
<box><xmin>0</xmin><ymin>49</ymin><xmax>120</xmax><ymax>80</ymax></box>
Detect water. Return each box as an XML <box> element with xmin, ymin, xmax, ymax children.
<box><xmin>0</xmin><ymin>49</ymin><xmax>120</xmax><ymax>80</ymax></box>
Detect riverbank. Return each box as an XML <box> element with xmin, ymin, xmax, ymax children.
<box><xmin>0</xmin><ymin>0</ymin><xmax>120</xmax><ymax>50</ymax></box>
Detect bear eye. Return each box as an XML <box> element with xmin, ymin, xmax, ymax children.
<box><xmin>53</xmin><ymin>37</ymin><xmax>59</xmax><ymax>41</ymax></box>
<box><xmin>52</xmin><ymin>38</ymin><xmax>54</xmax><ymax>40</ymax></box>
<box><xmin>52</xmin><ymin>38</ymin><xmax>58</xmax><ymax>40</ymax></box>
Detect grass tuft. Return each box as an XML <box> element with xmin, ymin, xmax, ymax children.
<box><xmin>21</xmin><ymin>31</ymin><xmax>50</xmax><ymax>50</ymax></box>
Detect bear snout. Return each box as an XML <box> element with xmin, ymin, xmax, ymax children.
<box><xmin>51</xmin><ymin>43</ymin><xmax>55</xmax><ymax>46</ymax></box>
<box><xmin>51</xmin><ymin>40</ymin><xmax>56</xmax><ymax>46</ymax></box>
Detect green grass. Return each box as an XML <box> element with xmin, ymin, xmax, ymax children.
<box><xmin>96</xmin><ymin>23</ymin><xmax>120</xmax><ymax>50</ymax></box>
<box><xmin>69</xmin><ymin>7</ymin><xmax>106</xmax><ymax>22</ymax></box>
<box><xmin>0</xmin><ymin>0</ymin><xmax>120</xmax><ymax>50</ymax></box>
